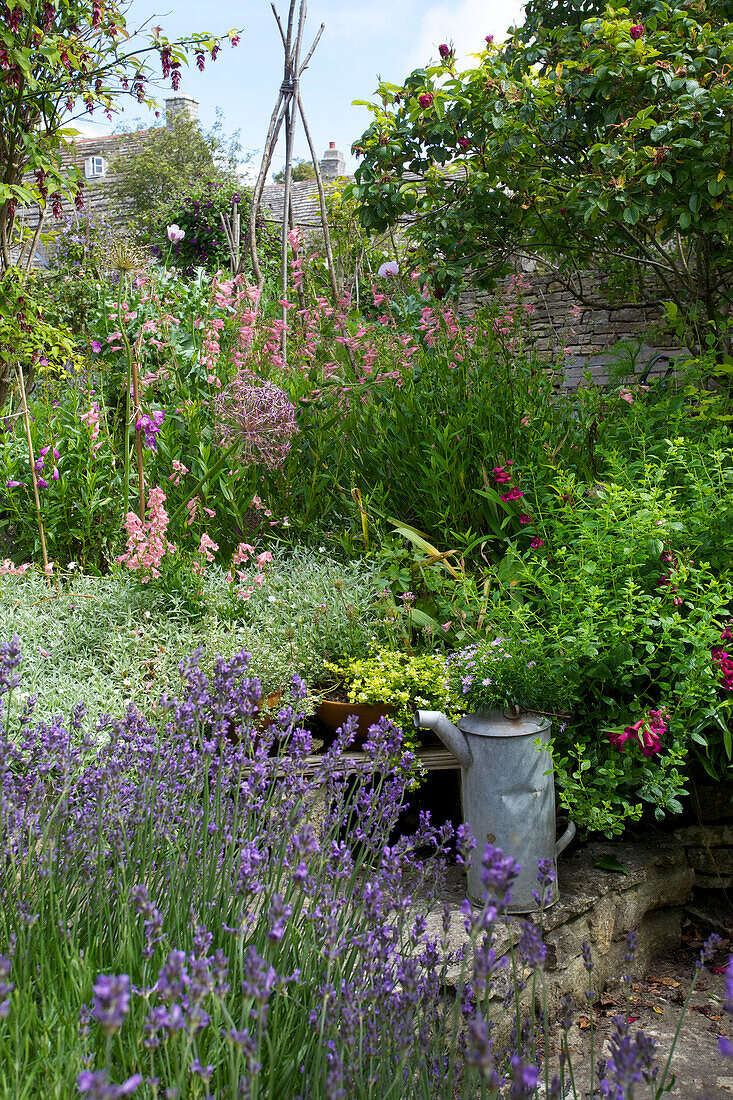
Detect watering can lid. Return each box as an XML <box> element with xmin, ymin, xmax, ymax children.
<box><xmin>457</xmin><ymin>709</ymin><xmax>550</xmax><ymax>738</ymax></box>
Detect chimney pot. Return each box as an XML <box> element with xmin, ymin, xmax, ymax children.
<box><xmin>165</xmin><ymin>94</ymin><xmax>200</xmax><ymax>128</ymax></box>
<box><xmin>320</xmin><ymin>141</ymin><xmax>345</xmax><ymax>181</ymax></box>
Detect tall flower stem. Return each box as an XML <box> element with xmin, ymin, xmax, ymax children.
<box><xmin>168</xmin><ymin>438</ymin><xmax>241</xmax><ymax>528</ymax></box>
<box><xmin>130</xmin><ymin>339</ymin><xmax>145</xmax><ymax>521</ymax></box>
<box><xmin>15</xmin><ymin>366</ymin><xmax>48</xmax><ymax>573</ymax></box>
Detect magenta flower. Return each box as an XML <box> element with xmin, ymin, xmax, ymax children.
<box><xmin>5</xmin><ymin>480</ymin><xmax>24</xmax><ymax>489</ymax></box>
<box><xmin>166</xmin><ymin>223</ymin><xmax>185</xmax><ymax>243</ymax></box>
<box><xmin>530</xmin><ymin>537</ymin><xmax>544</xmax><ymax>548</ymax></box>
<box><xmin>136</xmin><ymin>409</ymin><xmax>165</xmax><ymax>451</ymax></box>
<box><xmin>90</xmin><ymin>340</ymin><xmax>102</xmax><ymax>353</ymax></box>
<box><xmin>630</xmin><ymin>23</ymin><xmax>644</xmax><ymax>39</ymax></box>
<box><xmin>438</xmin><ymin>43</ymin><xmax>452</xmax><ymax>60</ymax></box>
<box><xmin>457</xmin><ymin>137</ymin><xmax>470</xmax><ymax>150</ymax></box>
<box><xmin>485</xmin><ymin>34</ymin><xmax>494</xmax><ymax>44</ymax></box>
<box><xmin>418</xmin><ymin>92</ymin><xmax>434</xmax><ymax>109</ymax></box>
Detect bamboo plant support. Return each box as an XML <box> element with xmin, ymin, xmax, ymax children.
<box><xmin>15</xmin><ymin>366</ymin><xmax>49</xmax><ymax>573</ymax></box>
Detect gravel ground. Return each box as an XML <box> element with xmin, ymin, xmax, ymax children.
<box><xmin>555</xmin><ymin>928</ymin><xmax>732</xmax><ymax>1098</ymax></box>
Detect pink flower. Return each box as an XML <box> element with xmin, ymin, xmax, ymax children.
<box><xmin>438</xmin><ymin>43</ymin><xmax>452</xmax><ymax>60</ymax></box>
<box><xmin>485</xmin><ymin>34</ymin><xmax>494</xmax><ymax>44</ymax></box>
<box><xmin>166</xmin><ymin>223</ymin><xmax>185</xmax><ymax>243</ymax></box>
<box><xmin>500</xmin><ymin>487</ymin><xmax>524</xmax><ymax>502</ymax></box>
<box><xmin>418</xmin><ymin>92</ymin><xmax>434</xmax><ymax>109</ymax></box>
<box><xmin>619</xmin><ymin>389</ymin><xmax>634</xmax><ymax>404</ymax></box>
<box><xmin>441</xmin><ymin>622</ymin><xmax>452</xmax><ymax>632</ymax></box>
<box><xmin>256</xmin><ymin>551</ymin><xmax>273</xmax><ymax>567</ymax></box>
<box><xmin>457</xmin><ymin>138</ymin><xmax>470</xmax><ymax>150</ymax></box>
<box><xmin>519</xmin><ymin>513</ymin><xmax>531</xmax><ymax>525</ymax></box>
<box><xmin>197</xmin><ymin>532</ymin><xmax>219</xmax><ymax>563</ymax></box>
<box><xmin>530</xmin><ymin>537</ymin><xmax>544</xmax><ymax>548</ymax></box>
<box><xmin>610</xmin><ymin>710</ymin><xmax>667</xmax><ymax>757</ymax></box>
<box><xmin>630</xmin><ymin>23</ymin><xmax>644</xmax><ymax>39</ymax></box>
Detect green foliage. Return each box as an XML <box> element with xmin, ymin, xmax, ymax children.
<box><xmin>351</xmin><ymin>0</ymin><xmax>733</xmax><ymax>349</ymax></box>
<box><xmin>109</xmin><ymin>112</ymin><xmax>241</xmax><ymax>225</ymax></box>
<box><xmin>150</xmin><ymin>177</ymin><xmax>279</xmax><ymax>276</ymax></box>
<box><xmin>0</xmin><ymin>552</ymin><xmax>387</xmax><ymax>717</ymax></box>
<box><xmin>325</xmin><ymin>646</ymin><xmax>464</xmax><ymax>741</ymax></box>
<box><xmin>0</xmin><ymin>0</ymin><xmax>236</xmax><ymax>270</ymax></box>
<box><xmin>446</xmin><ymin>638</ymin><xmax>572</xmax><ymax>715</ymax></box>
<box><xmin>478</xmin><ymin>438</ymin><xmax>733</xmax><ymax>832</ymax></box>
<box><xmin>273</xmin><ymin>157</ymin><xmax>316</xmax><ymax>184</ymax></box>
<box><xmin>0</xmin><ymin>269</ymin><xmax>81</xmax><ymax>405</ymax></box>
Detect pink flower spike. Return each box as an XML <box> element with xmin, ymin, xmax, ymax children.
<box><xmin>52</xmin><ymin>467</ymin><xmax>59</xmax><ymax>481</ymax></box>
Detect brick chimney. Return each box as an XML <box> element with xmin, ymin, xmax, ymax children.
<box><xmin>320</xmin><ymin>141</ymin><xmax>345</xmax><ymax>181</ymax></box>
<box><xmin>165</xmin><ymin>94</ymin><xmax>200</xmax><ymax>128</ymax></box>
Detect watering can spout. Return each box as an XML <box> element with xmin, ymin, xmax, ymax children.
<box><xmin>415</xmin><ymin>710</ymin><xmax>471</xmax><ymax>768</ymax></box>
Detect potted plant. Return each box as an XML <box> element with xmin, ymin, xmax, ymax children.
<box><xmin>444</xmin><ymin>637</ymin><xmax>569</xmax><ymax>718</ymax></box>
<box><xmin>316</xmin><ymin>646</ymin><xmax>463</xmax><ymax>751</ymax></box>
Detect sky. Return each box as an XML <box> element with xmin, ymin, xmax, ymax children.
<box><xmin>76</xmin><ymin>0</ymin><xmax>526</xmax><ymax>179</ymax></box>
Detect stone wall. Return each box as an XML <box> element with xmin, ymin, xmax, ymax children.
<box><xmin>464</xmin><ymin>266</ymin><xmax>684</xmax><ymax>385</ymax></box>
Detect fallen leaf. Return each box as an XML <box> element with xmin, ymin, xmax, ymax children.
<box><xmin>594</xmin><ymin>855</ymin><xmax>629</xmax><ymax>875</ymax></box>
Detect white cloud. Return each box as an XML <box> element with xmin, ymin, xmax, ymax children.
<box><xmin>325</xmin><ymin>0</ymin><xmax>416</xmax><ymax>42</ymax></box>
<box><xmin>62</xmin><ymin>117</ymin><xmax>114</xmax><ymax>140</ymax></box>
<box><xmin>408</xmin><ymin>0</ymin><xmax>526</xmax><ymax>70</ymax></box>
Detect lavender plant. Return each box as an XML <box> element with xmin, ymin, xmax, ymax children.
<box><xmin>0</xmin><ymin>636</ymin><xmax>728</xmax><ymax>1098</ymax></box>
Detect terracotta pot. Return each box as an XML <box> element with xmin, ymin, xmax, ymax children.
<box><xmin>223</xmin><ymin>691</ymin><xmax>283</xmax><ymax>744</ymax></box>
<box><xmin>316</xmin><ymin>699</ymin><xmax>393</xmax><ymax>743</ymax></box>
<box><xmin>255</xmin><ymin>690</ymin><xmax>283</xmax><ymax>732</ymax></box>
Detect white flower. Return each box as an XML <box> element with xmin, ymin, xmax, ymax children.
<box><xmin>167</xmin><ymin>224</ymin><xmax>186</xmax><ymax>243</ymax></box>
<box><xmin>378</xmin><ymin>259</ymin><xmax>399</xmax><ymax>278</ymax></box>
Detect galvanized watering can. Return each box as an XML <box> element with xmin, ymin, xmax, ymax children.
<box><xmin>415</xmin><ymin>708</ymin><xmax>575</xmax><ymax>913</ymax></box>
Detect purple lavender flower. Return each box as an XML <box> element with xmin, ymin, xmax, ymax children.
<box><xmin>519</xmin><ymin>921</ymin><xmax>547</xmax><ymax>968</ymax></box>
<box><xmin>77</xmin><ymin>1070</ymin><xmax>142</xmax><ymax>1098</ymax></box>
<box><xmin>213</xmin><ymin>375</ymin><xmax>297</xmax><ymax>470</ymax></box>
<box><xmin>622</xmin><ymin>928</ymin><xmax>638</xmax><ymax>985</ymax></box>
<box><xmin>508</xmin><ymin>1055</ymin><xmax>539</xmax><ymax>1099</ymax></box>
<box><xmin>0</xmin><ymin>945</ymin><xmax>15</xmax><ymax>1019</ymax></box>
<box><xmin>697</xmin><ymin>932</ymin><xmax>723</xmax><ymax>969</ymax></box>
<box><xmin>90</xmin><ymin>973</ymin><xmax>131</xmax><ymax>1034</ymax></box>
<box><xmin>0</xmin><ymin>634</ymin><xmax>22</xmax><ymax>697</ymax></box>
<box><xmin>266</xmin><ymin>893</ymin><xmax>292</xmax><ymax>943</ymax></box>
<box><xmin>480</xmin><ymin>843</ymin><xmax>520</xmax><ymax>903</ymax></box>
<box><xmin>596</xmin><ymin>1015</ymin><xmax>658</xmax><ymax>1093</ymax></box>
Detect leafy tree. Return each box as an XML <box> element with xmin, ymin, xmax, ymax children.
<box><xmin>109</xmin><ymin>112</ymin><xmax>241</xmax><ymax>224</ymax></box>
<box><xmin>0</xmin><ymin>0</ymin><xmax>239</xmax><ymax>270</ymax></box>
<box><xmin>350</xmin><ymin>0</ymin><xmax>733</xmax><ymax>350</ymax></box>
<box><xmin>273</xmin><ymin>158</ymin><xmax>316</xmax><ymax>184</ymax></box>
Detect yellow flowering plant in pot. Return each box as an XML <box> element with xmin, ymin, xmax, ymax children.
<box><xmin>317</xmin><ymin>646</ymin><xmax>463</xmax><ymax>755</ymax></box>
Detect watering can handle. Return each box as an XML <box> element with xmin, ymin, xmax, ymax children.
<box><xmin>555</xmin><ymin>820</ymin><xmax>576</xmax><ymax>857</ymax></box>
